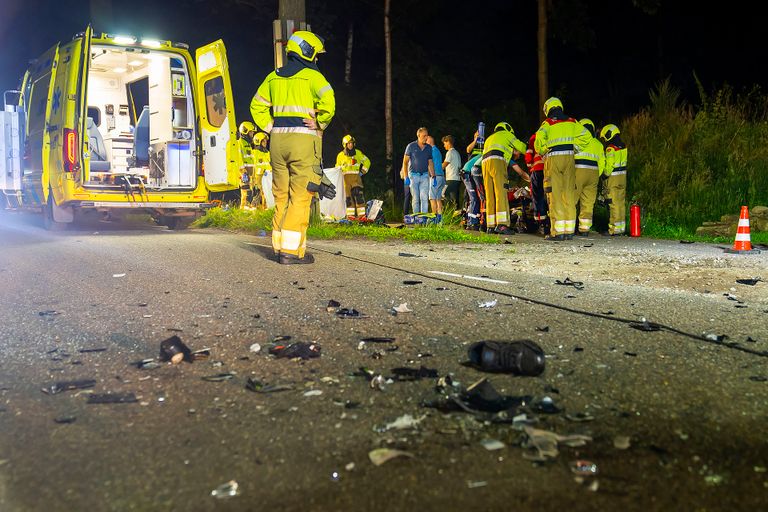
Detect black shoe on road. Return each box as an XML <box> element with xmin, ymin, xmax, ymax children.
<box><xmin>495</xmin><ymin>225</ymin><xmax>514</xmax><ymax>235</ymax></box>
<box><xmin>279</xmin><ymin>253</ymin><xmax>315</xmax><ymax>265</ymax></box>
<box><xmin>545</xmin><ymin>234</ymin><xmax>566</xmax><ymax>241</ymax></box>
<box><xmin>467</xmin><ymin>340</ymin><xmax>546</xmax><ymax>376</ymax></box>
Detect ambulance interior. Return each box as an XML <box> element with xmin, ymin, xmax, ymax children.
<box><xmin>85</xmin><ymin>46</ymin><xmax>196</xmax><ymax>189</ymax></box>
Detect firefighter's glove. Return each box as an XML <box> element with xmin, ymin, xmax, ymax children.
<box><xmin>308</xmin><ymin>175</ymin><xmax>336</xmax><ymax>200</ymax></box>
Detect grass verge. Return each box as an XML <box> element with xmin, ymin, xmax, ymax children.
<box><xmin>642</xmin><ymin>217</ymin><xmax>768</xmax><ymax>245</ymax></box>
<box><xmin>194</xmin><ymin>207</ymin><xmax>503</xmax><ymax>244</ymax></box>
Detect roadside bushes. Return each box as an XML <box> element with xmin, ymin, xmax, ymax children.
<box><xmin>625</xmin><ymin>79</ymin><xmax>768</xmax><ymax>231</ymax></box>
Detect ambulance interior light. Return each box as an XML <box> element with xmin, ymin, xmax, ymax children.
<box><xmin>112</xmin><ymin>35</ymin><xmax>137</xmax><ymax>45</ymax></box>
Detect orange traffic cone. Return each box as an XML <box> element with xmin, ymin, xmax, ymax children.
<box><xmin>725</xmin><ymin>206</ymin><xmax>761</xmax><ymax>254</ymax></box>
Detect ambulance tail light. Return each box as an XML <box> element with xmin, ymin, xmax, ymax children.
<box><xmin>63</xmin><ymin>129</ymin><xmax>78</xmax><ymax>172</ymax></box>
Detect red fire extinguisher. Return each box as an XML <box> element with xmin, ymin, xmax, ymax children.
<box><xmin>630</xmin><ymin>203</ymin><xmax>641</xmax><ymax>237</ymax></box>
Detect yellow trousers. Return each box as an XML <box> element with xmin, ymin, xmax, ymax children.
<box><xmin>481</xmin><ymin>157</ymin><xmax>510</xmax><ymax>227</ymax></box>
<box><xmin>575</xmin><ymin>168</ymin><xmax>599</xmax><ymax>232</ymax></box>
<box><xmin>270</xmin><ymin>133</ymin><xmax>322</xmax><ymax>257</ymax></box>
<box><xmin>343</xmin><ymin>173</ymin><xmax>365</xmax><ymax>217</ymax></box>
<box><xmin>545</xmin><ymin>154</ymin><xmax>577</xmax><ymax>235</ymax></box>
<box><xmin>606</xmin><ymin>173</ymin><xmax>627</xmax><ymax>234</ymax></box>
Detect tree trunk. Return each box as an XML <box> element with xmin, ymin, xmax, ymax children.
<box><xmin>344</xmin><ymin>21</ymin><xmax>354</xmax><ymax>85</ymax></box>
<box><xmin>384</xmin><ymin>0</ymin><xmax>394</xmax><ymax>198</ymax></box>
<box><xmin>537</xmin><ymin>0</ymin><xmax>548</xmax><ymax>119</ymax></box>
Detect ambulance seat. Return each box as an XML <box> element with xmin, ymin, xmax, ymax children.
<box><xmin>87</xmin><ymin>117</ymin><xmax>111</xmax><ymax>172</ymax></box>
<box><xmin>134</xmin><ymin>106</ymin><xmax>150</xmax><ymax>166</ymax></box>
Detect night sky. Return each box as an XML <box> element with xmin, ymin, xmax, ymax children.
<box><xmin>1</xmin><ymin>0</ymin><xmax>764</xmax><ymax>176</ymax></box>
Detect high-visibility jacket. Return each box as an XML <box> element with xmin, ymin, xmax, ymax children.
<box><xmin>482</xmin><ymin>131</ymin><xmax>527</xmax><ymax>164</ymax></box>
<box><xmin>336</xmin><ymin>149</ymin><xmax>371</xmax><ymax>175</ymax></box>
<box><xmin>250</xmin><ymin>67</ymin><xmax>335</xmax><ymax>137</ymax></box>
<box><xmin>239</xmin><ymin>138</ymin><xmax>254</xmax><ymax>170</ymax></box>
<box><xmin>534</xmin><ymin>117</ymin><xmax>591</xmax><ymax>157</ymax></box>
<box><xmin>575</xmin><ymin>137</ymin><xmax>606</xmax><ymax>174</ymax></box>
<box><xmin>603</xmin><ymin>143</ymin><xmax>628</xmax><ymax>177</ymax></box>
<box><xmin>526</xmin><ymin>134</ymin><xmax>544</xmax><ymax>172</ymax></box>
<box><xmin>253</xmin><ymin>147</ymin><xmax>272</xmax><ymax>176</ymax></box>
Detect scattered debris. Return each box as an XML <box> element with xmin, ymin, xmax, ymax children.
<box><xmin>397</xmin><ymin>252</ymin><xmax>421</xmax><ymax>258</ymax></box>
<box><xmin>736</xmin><ymin>278</ymin><xmax>762</xmax><ymax>286</ymax></box>
<box><xmin>361</xmin><ymin>337</ymin><xmax>395</xmax><ymax>343</ymax></box>
<box><xmin>87</xmin><ymin>393</ymin><xmax>138</xmax><ymax>404</ymax></box>
<box><xmin>159</xmin><ymin>335</ymin><xmax>191</xmax><ymax>364</ymax></box>
<box><xmin>211</xmin><ymin>480</ymin><xmax>240</xmax><ymax>499</ymax></box>
<box><xmin>749</xmin><ymin>376</ymin><xmax>767</xmax><ymax>382</ymax></box>
<box><xmin>269</xmin><ymin>342</ymin><xmax>321</xmax><ymax>360</ymax></box>
<box><xmin>42</xmin><ymin>379</ymin><xmax>97</xmax><ymax>395</ymax></box>
<box><xmin>249</xmin><ymin>343</ymin><xmax>261</xmax><ymax>353</ymax></box>
<box><xmin>629</xmin><ymin>320</ymin><xmax>662</xmax><ymax>332</ymax></box>
<box><xmin>78</xmin><ymin>348</ymin><xmax>107</xmax><ymax>353</ymax></box>
<box><xmin>480</xmin><ymin>439</ymin><xmax>506</xmax><ymax>451</ymax></box>
<box><xmin>303</xmin><ymin>389</ymin><xmax>323</xmax><ymax>397</ymax></box>
<box><xmin>478</xmin><ymin>299</ymin><xmax>498</xmax><ymax>308</ymax></box>
<box><xmin>326</xmin><ymin>299</ymin><xmax>341</xmax><ymax>312</ymax></box>
<box><xmin>336</xmin><ymin>308</ymin><xmax>366</xmax><ymax>319</ymax></box>
<box><xmin>273</xmin><ymin>335</ymin><xmax>292</xmax><ymax>343</ymax></box>
<box><xmin>467</xmin><ymin>481</ymin><xmax>488</xmax><ymax>489</ymax></box>
<box><xmin>570</xmin><ymin>460</ymin><xmax>599</xmax><ymax>476</ymax></box>
<box><xmin>535</xmin><ymin>326</ymin><xmax>550</xmax><ymax>332</ymax></box>
<box><xmin>613</xmin><ymin>435</ymin><xmax>631</xmax><ymax>450</ymax></box>
<box><xmin>374</xmin><ymin>414</ymin><xmax>426</xmax><ymax>433</ymax></box>
<box><xmin>532</xmin><ymin>396</ymin><xmax>562</xmax><ymax>414</ymax></box>
<box><xmin>390</xmin><ymin>366</ymin><xmax>438</xmax><ymax>381</ymax></box>
<box><xmin>523</xmin><ymin>426</ymin><xmax>592</xmax><ymax>461</ymax></box>
<box><xmin>132</xmin><ymin>358</ymin><xmax>161</xmax><ymax>370</ymax></box>
<box><xmin>368</xmin><ymin>448</ymin><xmax>414</xmax><ymax>466</ymax></box>
<box><xmin>112</xmin><ymin>273</ymin><xmax>126</xmax><ymax>278</ymax></box>
<box><xmin>555</xmin><ymin>277</ymin><xmax>584</xmax><ymax>290</ymax></box>
<box><xmin>392</xmin><ymin>303</ymin><xmax>412</xmax><ymax>314</ymax></box>
<box><xmin>425</xmin><ymin>378</ymin><xmax>530</xmax><ymax>417</ymax></box>
<box><xmin>245</xmin><ymin>377</ymin><xmax>293</xmax><ymax>393</ymax></box>
<box><xmin>679</xmin><ymin>240</ymin><xmax>695</xmax><ymax>244</ymax></box>
<box><xmin>403</xmin><ymin>280</ymin><xmax>423</xmax><ymax>285</ymax></box>
<box><xmin>565</xmin><ymin>411</ymin><xmax>595</xmax><ymax>423</ymax></box>
<box><xmin>53</xmin><ymin>415</ymin><xmax>77</xmax><ymax>424</ymax></box>
<box><xmin>38</xmin><ymin>310</ymin><xmax>60</xmax><ymax>317</ymax></box>
<box><xmin>370</xmin><ymin>375</ymin><xmax>392</xmax><ymax>391</ymax></box>
<box><xmin>201</xmin><ymin>373</ymin><xmax>236</xmax><ymax>382</ymax></box>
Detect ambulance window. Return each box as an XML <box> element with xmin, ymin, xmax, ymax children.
<box><xmin>203</xmin><ymin>76</ymin><xmax>227</xmax><ymax>128</ymax></box>
<box><xmin>27</xmin><ymin>76</ymin><xmax>50</xmax><ymax>134</ymax></box>
<box><xmin>87</xmin><ymin>107</ymin><xmax>101</xmax><ymax>127</ymax></box>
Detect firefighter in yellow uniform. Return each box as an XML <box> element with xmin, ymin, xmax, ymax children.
<box><xmin>481</xmin><ymin>122</ymin><xmax>529</xmax><ymax>235</ymax></box>
<box><xmin>238</xmin><ymin>122</ymin><xmax>256</xmax><ymax>209</ymax></box>
<box><xmin>600</xmin><ymin>124</ymin><xmax>628</xmax><ymax>235</ymax></box>
<box><xmin>335</xmin><ymin>134</ymin><xmax>371</xmax><ymax>218</ymax></box>
<box><xmin>535</xmin><ymin>97</ymin><xmax>591</xmax><ymax>240</ymax></box>
<box><xmin>574</xmin><ymin>118</ymin><xmax>605</xmax><ymax>235</ymax></box>
<box><xmin>250</xmin><ymin>31</ymin><xmax>336</xmax><ymax>264</ymax></box>
<box><xmin>252</xmin><ymin>132</ymin><xmax>271</xmax><ymax>209</ymax></box>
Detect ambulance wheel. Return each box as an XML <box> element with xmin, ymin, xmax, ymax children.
<box><xmin>43</xmin><ymin>191</ymin><xmax>68</xmax><ymax>231</ymax></box>
<box><xmin>162</xmin><ymin>216</ymin><xmax>194</xmax><ymax>230</ymax></box>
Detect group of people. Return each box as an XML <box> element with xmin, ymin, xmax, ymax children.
<box><xmin>242</xmin><ymin>29</ymin><xmax>629</xmax><ymax>265</ymax></box>
<box><xmin>400</xmin><ymin>97</ymin><xmax>629</xmax><ymax>239</ymax></box>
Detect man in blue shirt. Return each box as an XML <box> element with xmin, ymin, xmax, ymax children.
<box><xmin>426</xmin><ymin>135</ymin><xmax>445</xmax><ymax>215</ymax></box>
<box><xmin>400</xmin><ymin>127</ymin><xmax>435</xmax><ymax>214</ymax></box>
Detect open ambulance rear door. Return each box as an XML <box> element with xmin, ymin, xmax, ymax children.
<box><xmin>195</xmin><ymin>40</ymin><xmax>239</xmax><ymax>192</ymax></box>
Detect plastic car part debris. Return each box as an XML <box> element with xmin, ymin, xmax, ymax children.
<box><xmin>42</xmin><ymin>379</ymin><xmax>97</xmax><ymax>395</ymax></box>
<box><xmin>54</xmin><ymin>415</ymin><xmax>77</xmax><ymax>424</ymax></box>
<box><xmin>397</xmin><ymin>252</ymin><xmax>421</xmax><ymax>257</ymax></box>
<box><xmin>629</xmin><ymin>320</ymin><xmax>662</xmax><ymax>332</ymax></box>
<box><xmin>565</xmin><ymin>412</ymin><xmax>595</xmax><ymax>422</ymax></box>
<box><xmin>368</xmin><ymin>448</ymin><xmax>415</xmax><ymax>466</ymax></box>
<box><xmin>326</xmin><ymin>299</ymin><xmax>341</xmax><ymax>312</ymax></box>
<box><xmin>736</xmin><ymin>278</ymin><xmax>761</xmax><ymax>286</ymax></box>
<box><xmin>478</xmin><ymin>299</ymin><xmax>498</xmax><ymax>308</ymax></box>
<box><xmin>392</xmin><ymin>303</ymin><xmax>412</xmax><ymax>314</ymax></box>
<box><xmin>211</xmin><ymin>480</ymin><xmax>240</xmax><ymax>499</ymax></box>
<box><xmin>133</xmin><ymin>358</ymin><xmax>161</xmax><ymax>370</ymax></box>
<box><xmin>201</xmin><ymin>372</ymin><xmax>236</xmax><ymax>382</ymax></box>
<box><xmin>38</xmin><ymin>310</ymin><xmax>60</xmax><ymax>316</ymax></box>
<box><xmin>190</xmin><ymin>348</ymin><xmax>211</xmax><ymax>361</ymax></box>
<box><xmin>570</xmin><ymin>460</ymin><xmax>599</xmax><ymax>476</ymax></box>
<box><xmin>428</xmin><ymin>378</ymin><xmax>531</xmax><ymax>416</ymax></box>
<box><xmin>159</xmin><ymin>335</ymin><xmax>191</xmax><ymax>364</ymax></box>
<box><xmin>555</xmin><ymin>277</ymin><xmax>584</xmax><ymax>290</ymax></box>
<box><xmin>467</xmin><ymin>340</ymin><xmax>546</xmax><ymax>376</ymax></box>
<box><xmin>269</xmin><ymin>342</ymin><xmax>321</xmax><ymax>359</ymax></box>
<box><xmin>535</xmin><ymin>326</ymin><xmax>550</xmax><ymax>332</ymax></box>
<box><xmin>249</xmin><ymin>343</ymin><xmax>261</xmax><ymax>353</ymax></box>
<box><xmin>361</xmin><ymin>337</ymin><xmax>395</xmax><ymax>343</ymax></box>
<box><xmin>403</xmin><ymin>280</ymin><xmax>423</xmax><ymax>285</ymax></box>
<box><xmin>303</xmin><ymin>389</ymin><xmax>323</xmax><ymax>397</ymax></box>
<box><xmin>336</xmin><ymin>308</ymin><xmax>365</xmax><ymax>318</ymax></box>
<box><xmin>78</xmin><ymin>348</ymin><xmax>107</xmax><ymax>353</ymax></box>
<box><xmin>87</xmin><ymin>393</ymin><xmax>138</xmax><ymax>404</ymax></box>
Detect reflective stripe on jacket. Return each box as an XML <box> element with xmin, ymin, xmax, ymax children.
<box><xmin>336</xmin><ymin>149</ymin><xmax>371</xmax><ymax>175</ymax></box>
<box><xmin>603</xmin><ymin>144</ymin><xmax>628</xmax><ymax>176</ymax></box>
<box><xmin>250</xmin><ymin>67</ymin><xmax>335</xmax><ymax>136</ymax></box>
<box><xmin>575</xmin><ymin>137</ymin><xmax>606</xmax><ymax>173</ymax></box>
<box><xmin>482</xmin><ymin>131</ymin><xmax>527</xmax><ymax>163</ymax></box>
<box><xmin>534</xmin><ymin>117</ymin><xmax>591</xmax><ymax>156</ymax></box>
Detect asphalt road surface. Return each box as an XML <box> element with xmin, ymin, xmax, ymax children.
<box><xmin>1</xmin><ymin>212</ymin><xmax>766</xmax><ymax>511</ymax></box>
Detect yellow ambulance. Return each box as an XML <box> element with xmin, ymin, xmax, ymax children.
<box><xmin>1</xmin><ymin>27</ymin><xmax>241</xmax><ymax>229</ymax></box>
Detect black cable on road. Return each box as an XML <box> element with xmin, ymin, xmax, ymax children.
<box><xmin>305</xmin><ymin>244</ymin><xmax>768</xmax><ymax>359</ymax></box>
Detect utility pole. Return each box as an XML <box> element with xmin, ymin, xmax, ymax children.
<box><xmin>384</xmin><ymin>0</ymin><xmax>394</xmax><ymax>201</ymax></box>
<box><xmin>274</xmin><ymin>0</ymin><xmax>308</xmax><ymax>68</ymax></box>
<box><xmin>537</xmin><ymin>0</ymin><xmax>548</xmax><ymax>118</ymax></box>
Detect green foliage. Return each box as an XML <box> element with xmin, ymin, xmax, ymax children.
<box><xmin>625</xmin><ymin>80</ymin><xmax>768</xmax><ymax>230</ymax></box>
<box><xmin>194</xmin><ymin>206</ymin><xmax>503</xmax><ymax>244</ymax></box>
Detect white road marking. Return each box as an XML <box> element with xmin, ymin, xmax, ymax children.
<box><xmin>428</xmin><ymin>271</ymin><xmax>510</xmax><ymax>284</ymax></box>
